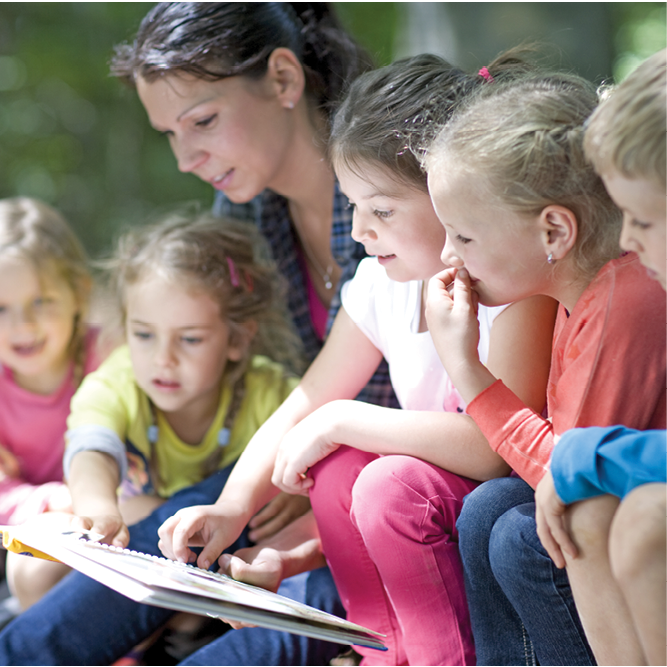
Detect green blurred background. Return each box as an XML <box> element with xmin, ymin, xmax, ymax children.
<box><xmin>0</xmin><ymin>2</ymin><xmax>664</xmax><ymax>259</ymax></box>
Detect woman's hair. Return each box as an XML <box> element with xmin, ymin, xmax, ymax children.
<box><xmin>426</xmin><ymin>72</ymin><xmax>622</xmax><ymax>279</ymax></box>
<box><xmin>329</xmin><ymin>50</ymin><xmax>535</xmax><ymax>193</ymax></box>
<box><xmin>584</xmin><ymin>48</ymin><xmax>666</xmax><ymax>190</ymax></box>
<box><xmin>110</xmin><ymin>2</ymin><xmax>373</xmax><ymax>121</ymax></box>
<box><xmin>0</xmin><ymin>197</ymin><xmax>91</xmax><ymax>385</ymax></box>
<box><xmin>104</xmin><ymin>209</ymin><xmax>304</xmax><ymax>384</ymax></box>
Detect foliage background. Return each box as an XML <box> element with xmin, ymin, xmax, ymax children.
<box><xmin>0</xmin><ymin>2</ymin><xmax>664</xmax><ymax>259</ymax></box>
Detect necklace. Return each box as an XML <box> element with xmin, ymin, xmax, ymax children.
<box><xmin>298</xmin><ymin>230</ymin><xmax>335</xmax><ymax>291</ymax></box>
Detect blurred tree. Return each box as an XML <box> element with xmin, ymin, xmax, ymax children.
<box><xmin>0</xmin><ymin>3</ymin><xmax>663</xmax><ymax>261</ymax></box>
<box><xmin>611</xmin><ymin>2</ymin><xmax>666</xmax><ymax>80</ymax></box>
<box><xmin>0</xmin><ymin>3</ymin><xmax>211</xmax><ymax>257</ymax></box>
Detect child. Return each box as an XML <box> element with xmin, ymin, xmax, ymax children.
<box><xmin>64</xmin><ymin>211</ymin><xmax>301</xmax><ymax>550</ymax></box>
<box><xmin>158</xmin><ymin>54</ymin><xmax>557</xmax><ymax>666</ymax></box>
<box><xmin>0</xmin><ymin>197</ymin><xmax>102</xmax><ymax>609</ymax></box>
<box><xmin>423</xmin><ymin>68</ymin><xmax>666</xmax><ymax>665</ymax></box>
<box><xmin>535</xmin><ymin>49</ymin><xmax>666</xmax><ymax>666</ymax></box>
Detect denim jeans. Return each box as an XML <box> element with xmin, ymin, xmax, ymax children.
<box><xmin>180</xmin><ymin>566</ymin><xmax>345</xmax><ymax>666</ymax></box>
<box><xmin>457</xmin><ymin>476</ymin><xmax>596</xmax><ymax>666</ymax></box>
<box><xmin>0</xmin><ymin>467</ymin><xmax>343</xmax><ymax>666</ymax></box>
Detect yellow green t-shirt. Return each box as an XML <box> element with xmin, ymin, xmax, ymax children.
<box><xmin>65</xmin><ymin>345</ymin><xmax>298</xmax><ymax>498</ymax></box>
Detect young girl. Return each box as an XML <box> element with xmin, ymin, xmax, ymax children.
<box><xmin>158</xmin><ymin>54</ymin><xmax>557</xmax><ymax>667</ymax></box>
<box><xmin>423</xmin><ymin>71</ymin><xmax>666</xmax><ymax>665</ymax></box>
<box><xmin>0</xmin><ymin>197</ymin><xmax>102</xmax><ymax>609</ymax></box>
<box><xmin>65</xmin><ymin>211</ymin><xmax>300</xmax><ymax>550</ymax></box>
<box><xmin>535</xmin><ymin>49</ymin><xmax>667</xmax><ymax>667</ymax></box>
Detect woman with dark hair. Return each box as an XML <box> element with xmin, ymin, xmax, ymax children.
<box><xmin>0</xmin><ymin>4</ymin><xmax>386</xmax><ymax>665</ymax></box>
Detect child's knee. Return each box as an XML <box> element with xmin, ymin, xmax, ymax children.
<box><xmin>609</xmin><ymin>483</ymin><xmax>666</xmax><ymax>585</ymax></box>
<box><xmin>566</xmin><ymin>493</ymin><xmax>620</xmax><ymax>556</ymax></box>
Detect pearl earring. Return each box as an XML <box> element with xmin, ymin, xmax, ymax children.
<box><xmin>286</xmin><ymin>101</ymin><xmax>295</xmax><ymax>110</ymax></box>
<box><xmin>547</xmin><ymin>253</ymin><xmax>554</xmax><ymax>264</ymax></box>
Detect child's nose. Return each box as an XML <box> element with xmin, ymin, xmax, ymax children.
<box><xmin>351</xmin><ymin>212</ymin><xmax>377</xmax><ymax>244</ymax></box>
<box><xmin>440</xmin><ymin>235</ymin><xmax>464</xmax><ymax>268</ymax></box>
<box><xmin>619</xmin><ymin>215</ymin><xmax>642</xmax><ymax>254</ymax></box>
<box><xmin>154</xmin><ymin>341</ymin><xmax>177</xmax><ymax>367</ymax></box>
<box><xmin>12</xmin><ymin>306</ymin><xmax>37</xmax><ymax>329</ymax></box>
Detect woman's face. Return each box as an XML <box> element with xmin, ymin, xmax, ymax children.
<box><xmin>137</xmin><ymin>73</ymin><xmax>298</xmax><ymax>203</ymax></box>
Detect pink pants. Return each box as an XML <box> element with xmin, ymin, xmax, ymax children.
<box><xmin>310</xmin><ymin>446</ymin><xmax>478</xmax><ymax>666</ymax></box>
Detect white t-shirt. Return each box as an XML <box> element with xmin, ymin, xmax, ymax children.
<box><xmin>342</xmin><ymin>258</ymin><xmax>507</xmax><ymax>413</ymax></box>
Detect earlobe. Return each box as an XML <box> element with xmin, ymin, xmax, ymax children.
<box><xmin>266</xmin><ymin>47</ymin><xmax>305</xmax><ymax>109</ymax></box>
<box><xmin>539</xmin><ymin>205</ymin><xmax>578</xmax><ymax>261</ymax></box>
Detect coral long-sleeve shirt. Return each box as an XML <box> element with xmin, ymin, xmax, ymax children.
<box><xmin>467</xmin><ymin>253</ymin><xmax>666</xmax><ymax>489</ymax></box>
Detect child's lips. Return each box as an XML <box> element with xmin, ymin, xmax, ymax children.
<box><xmin>12</xmin><ymin>341</ymin><xmax>45</xmax><ymax>357</ymax></box>
<box><xmin>152</xmin><ymin>378</ymin><xmax>181</xmax><ymax>391</ymax></box>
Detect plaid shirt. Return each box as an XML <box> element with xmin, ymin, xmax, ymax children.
<box><xmin>213</xmin><ymin>186</ymin><xmax>399</xmax><ymax>408</ymax></box>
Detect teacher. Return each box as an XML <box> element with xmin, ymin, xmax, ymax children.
<box><xmin>0</xmin><ymin>4</ymin><xmax>390</xmax><ymax>666</ymax></box>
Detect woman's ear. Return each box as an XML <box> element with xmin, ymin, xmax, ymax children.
<box><xmin>538</xmin><ymin>205</ymin><xmax>578</xmax><ymax>262</ymax></box>
<box><xmin>227</xmin><ymin>320</ymin><xmax>258</xmax><ymax>362</ymax></box>
<box><xmin>266</xmin><ymin>47</ymin><xmax>305</xmax><ymax>109</ymax></box>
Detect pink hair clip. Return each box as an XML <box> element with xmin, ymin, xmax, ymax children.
<box><xmin>226</xmin><ymin>256</ymin><xmax>240</xmax><ymax>288</ymax></box>
<box><xmin>478</xmin><ymin>66</ymin><xmax>495</xmax><ymax>83</ymax></box>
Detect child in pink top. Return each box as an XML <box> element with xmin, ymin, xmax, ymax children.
<box><xmin>0</xmin><ymin>198</ymin><xmax>102</xmax><ymax>609</ymax></box>
<box><xmin>424</xmin><ymin>70</ymin><xmax>666</xmax><ymax>665</ymax></box>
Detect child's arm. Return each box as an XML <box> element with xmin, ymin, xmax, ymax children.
<box><xmin>272</xmin><ymin>283</ymin><xmax>556</xmax><ymax>494</ymax></box>
<box><xmin>158</xmin><ymin>308</ymin><xmax>384</xmax><ymax>568</ymax></box>
<box><xmin>67</xmin><ymin>451</ymin><xmax>129</xmax><ymax>547</ymax></box>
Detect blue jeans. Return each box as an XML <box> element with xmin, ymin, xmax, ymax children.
<box><xmin>180</xmin><ymin>566</ymin><xmax>345</xmax><ymax>666</ymax></box>
<box><xmin>457</xmin><ymin>477</ymin><xmax>595</xmax><ymax>666</ymax></box>
<box><xmin>0</xmin><ymin>468</ymin><xmax>343</xmax><ymax>666</ymax></box>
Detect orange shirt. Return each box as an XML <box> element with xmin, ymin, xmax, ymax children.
<box><xmin>467</xmin><ymin>253</ymin><xmax>666</xmax><ymax>488</ymax></box>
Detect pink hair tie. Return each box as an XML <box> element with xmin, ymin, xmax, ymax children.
<box><xmin>478</xmin><ymin>66</ymin><xmax>495</xmax><ymax>83</ymax></box>
<box><xmin>226</xmin><ymin>256</ymin><xmax>240</xmax><ymax>287</ymax></box>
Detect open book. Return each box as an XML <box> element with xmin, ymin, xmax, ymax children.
<box><xmin>0</xmin><ymin>526</ymin><xmax>386</xmax><ymax>651</ymax></box>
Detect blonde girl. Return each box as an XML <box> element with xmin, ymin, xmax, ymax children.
<box><xmin>0</xmin><ymin>197</ymin><xmax>102</xmax><ymax>608</ymax></box>
<box><xmin>66</xmin><ymin>211</ymin><xmax>301</xmax><ymax>548</ymax></box>
<box><xmin>158</xmin><ymin>54</ymin><xmax>557</xmax><ymax>666</ymax></box>
<box><xmin>424</xmin><ymin>71</ymin><xmax>666</xmax><ymax>665</ymax></box>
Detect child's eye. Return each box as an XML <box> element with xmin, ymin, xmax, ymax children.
<box><xmin>181</xmin><ymin>336</ymin><xmax>203</xmax><ymax>345</ymax></box>
<box><xmin>157</xmin><ymin>129</ymin><xmax>173</xmax><ymax>138</ymax></box>
<box><xmin>631</xmin><ymin>218</ymin><xmax>652</xmax><ymax>230</ymax></box>
<box><xmin>195</xmin><ymin>114</ymin><xmax>217</xmax><ymax>129</ymax></box>
<box><xmin>456</xmin><ymin>234</ymin><xmax>472</xmax><ymax>245</ymax></box>
<box><xmin>373</xmin><ymin>209</ymin><xmax>392</xmax><ymax>219</ymax></box>
<box><xmin>132</xmin><ymin>331</ymin><xmax>152</xmax><ymax>341</ymax></box>
<box><xmin>345</xmin><ymin>200</ymin><xmax>356</xmax><ymax>211</ymax></box>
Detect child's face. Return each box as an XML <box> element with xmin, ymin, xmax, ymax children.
<box><xmin>600</xmin><ymin>170</ymin><xmax>666</xmax><ymax>290</ymax></box>
<box><xmin>336</xmin><ymin>163</ymin><xmax>447</xmax><ymax>283</ymax></box>
<box><xmin>136</xmin><ymin>73</ymin><xmax>296</xmax><ymax>204</ymax></box>
<box><xmin>428</xmin><ymin>169</ymin><xmax>547</xmax><ymax>307</ymax></box>
<box><xmin>0</xmin><ymin>257</ymin><xmax>79</xmax><ymax>391</ymax></box>
<box><xmin>125</xmin><ymin>275</ymin><xmax>248</xmax><ymax>421</ymax></box>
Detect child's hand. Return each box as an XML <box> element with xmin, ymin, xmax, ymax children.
<box><xmin>425</xmin><ymin>267</ymin><xmax>481</xmax><ymax>372</ymax></box>
<box><xmin>272</xmin><ymin>405</ymin><xmax>342</xmax><ymax>495</ymax></box>
<box><xmin>248</xmin><ymin>493</ymin><xmax>311</xmax><ymax>543</ymax></box>
<box><xmin>158</xmin><ymin>502</ymin><xmax>247</xmax><ymax>571</ymax></box>
<box><xmin>70</xmin><ymin>513</ymin><xmax>129</xmax><ymax>549</ymax></box>
<box><xmin>535</xmin><ymin>470</ymin><xmax>578</xmax><ymax>568</ymax></box>
<box><xmin>0</xmin><ymin>443</ymin><xmax>21</xmax><ymax>480</ymax></box>
<box><xmin>46</xmin><ymin>484</ymin><xmax>73</xmax><ymax>514</ymax></box>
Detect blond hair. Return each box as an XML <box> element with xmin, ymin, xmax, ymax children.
<box><xmin>426</xmin><ymin>73</ymin><xmax>622</xmax><ymax>279</ymax></box>
<box><xmin>584</xmin><ymin>49</ymin><xmax>666</xmax><ymax>190</ymax></box>
<box><xmin>104</xmin><ymin>209</ymin><xmax>304</xmax><ymax>383</ymax></box>
<box><xmin>0</xmin><ymin>197</ymin><xmax>91</xmax><ymax>386</ymax></box>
